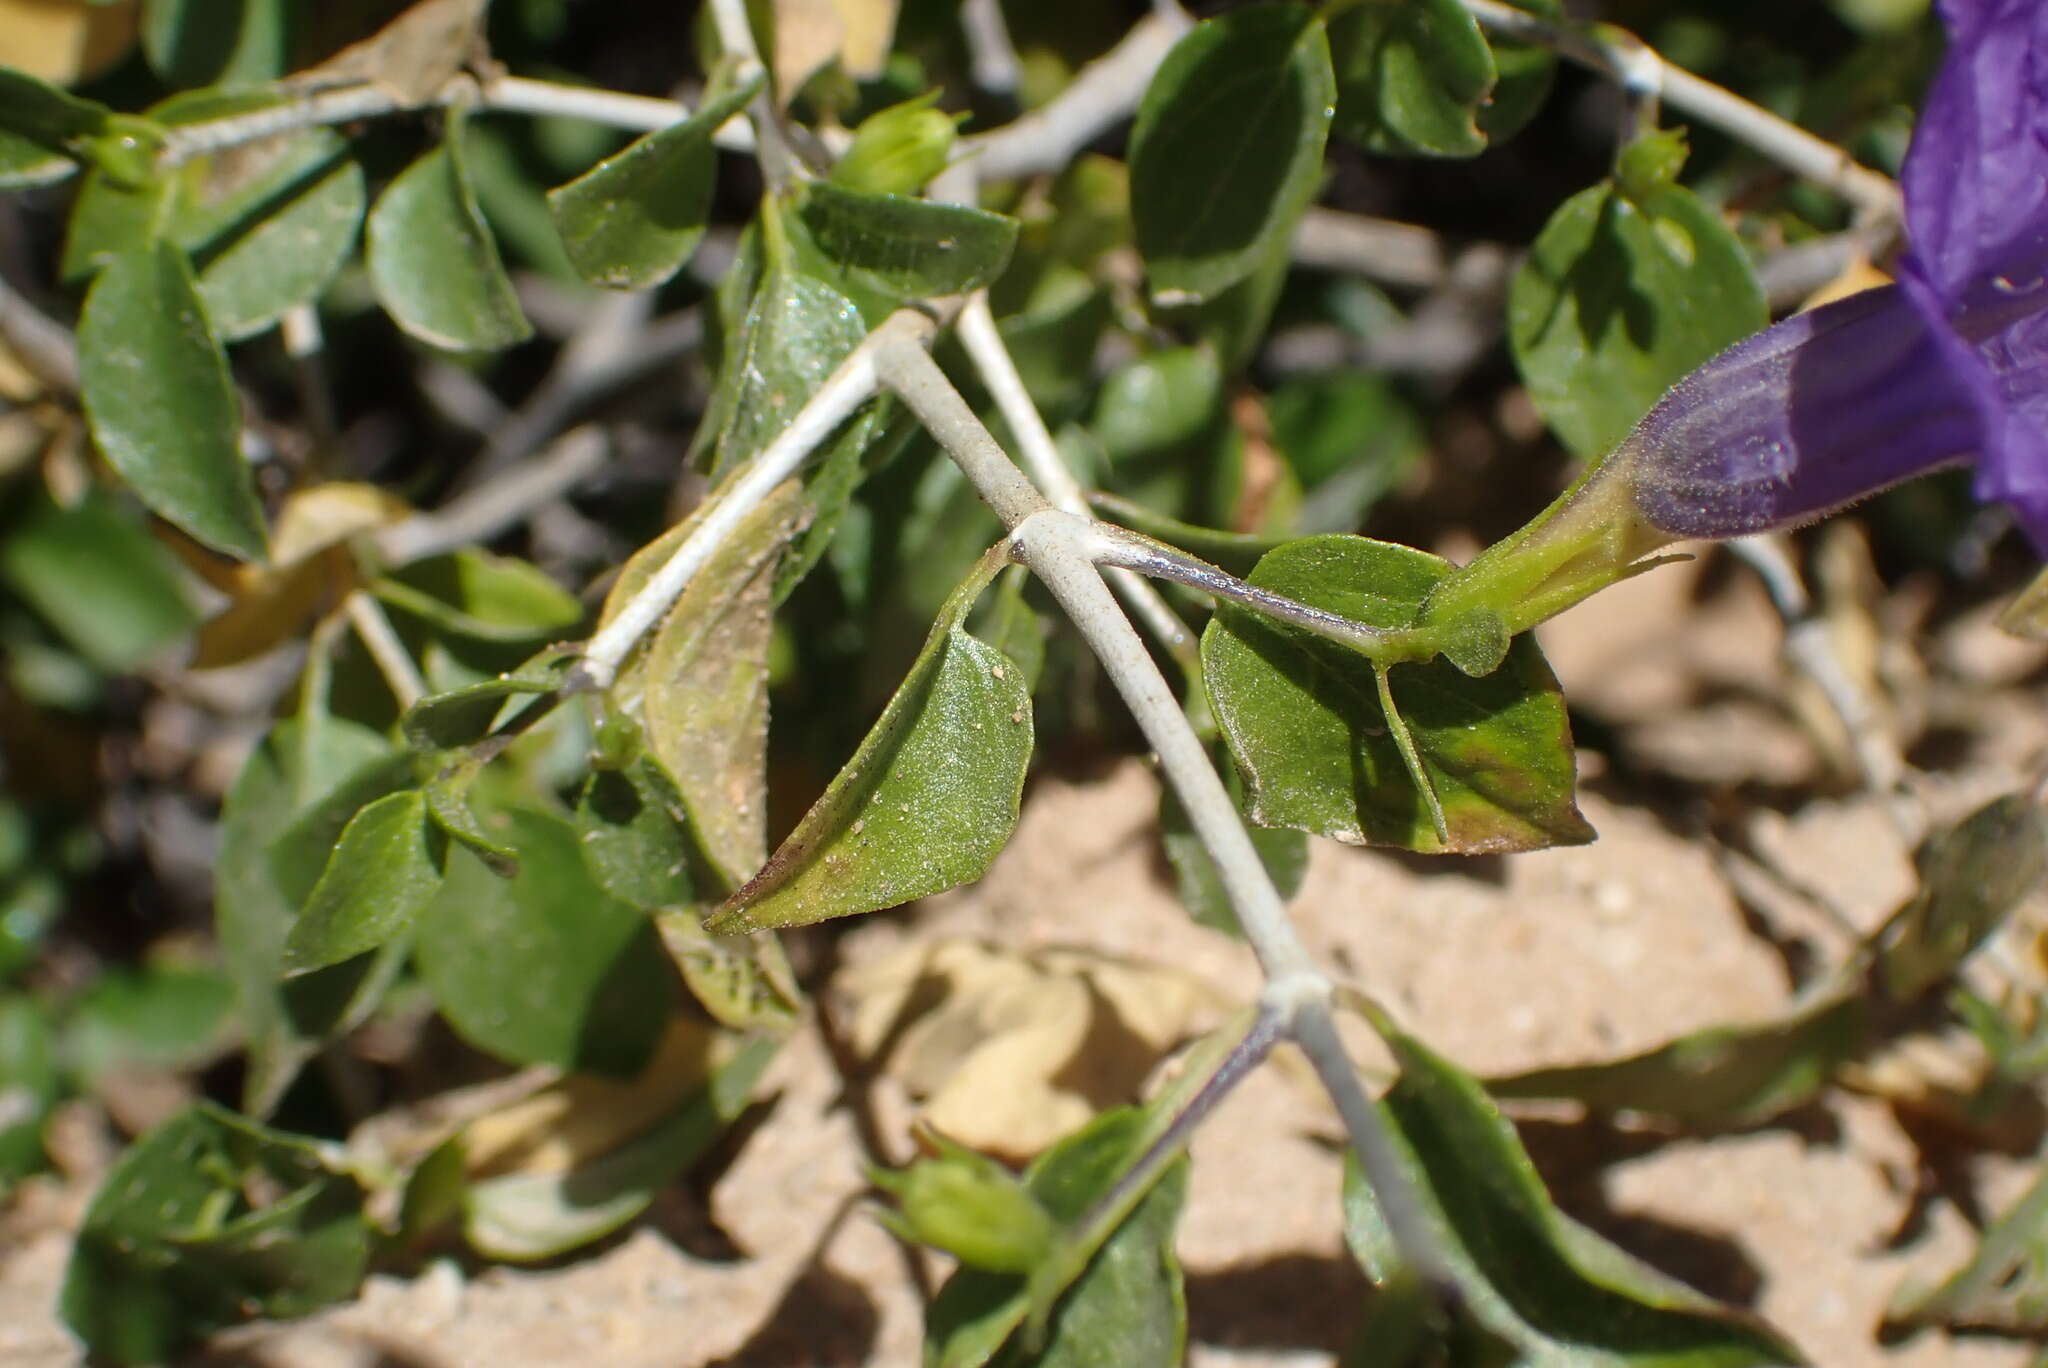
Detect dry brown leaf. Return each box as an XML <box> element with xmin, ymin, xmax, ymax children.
<box><xmin>285</xmin><ymin>0</ymin><xmax>494</xmax><ymax>102</ymax></box>
<box><xmin>0</xmin><ymin>0</ymin><xmax>139</xmax><ymax>86</ymax></box>
<box><xmin>835</xmin><ymin>939</ymin><xmax>1221</xmax><ymax>1160</ymax></box>
<box><xmin>190</xmin><ymin>483</ymin><xmax>410</xmax><ymax>667</ymax></box>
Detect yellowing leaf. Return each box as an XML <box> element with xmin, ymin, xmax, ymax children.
<box><xmin>0</xmin><ymin>0</ymin><xmax>140</xmax><ymax>87</ymax></box>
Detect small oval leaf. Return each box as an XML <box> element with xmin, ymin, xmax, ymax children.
<box><xmin>366</xmin><ymin>128</ymin><xmax>532</xmax><ymax>351</ymax></box>
<box><xmin>1129</xmin><ymin>5</ymin><xmax>1335</xmax><ymax>304</ymax></box>
<box><xmin>78</xmin><ymin>240</ymin><xmax>268</xmax><ymax>561</ymax></box>
<box><xmin>794</xmin><ymin>182</ymin><xmax>1019</xmax><ymax>301</ymax></box>
<box><xmin>284</xmin><ymin>790</ymin><xmax>446</xmax><ymax>974</ymax></box>
<box><xmin>1201</xmin><ymin>534</ymin><xmax>1593</xmax><ymax>854</ymax></box>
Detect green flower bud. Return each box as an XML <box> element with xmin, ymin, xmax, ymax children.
<box><xmin>1615</xmin><ymin>126</ymin><xmax>1689</xmax><ymax>206</ymax></box>
<box><xmin>831</xmin><ymin>93</ymin><xmax>959</xmax><ymax>197</ymax></box>
<box><xmin>869</xmin><ymin>1135</ymin><xmax>1055</xmax><ymax>1272</ymax></box>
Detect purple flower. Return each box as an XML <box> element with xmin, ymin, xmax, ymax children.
<box><xmin>1621</xmin><ymin>0</ymin><xmax>2048</xmax><ymax>551</ymax></box>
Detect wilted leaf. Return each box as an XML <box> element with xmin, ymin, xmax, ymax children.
<box><xmin>1488</xmin><ymin>990</ymin><xmax>1868</xmax><ymax>1128</ymax></box>
<box><xmin>547</xmin><ymin>71</ymin><xmax>760</xmax><ymax>290</ymax></box>
<box><xmin>639</xmin><ymin>480</ymin><xmax>807</xmax><ymax>888</ymax></box>
<box><xmin>1345</xmin><ymin>1014</ymin><xmax>1804</xmax><ymax>1364</ymax></box>
<box><xmin>1510</xmin><ymin>180</ymin><xmax>1766</xmax><ymax>457</ymax></box>
<box><xmin>417</xmin><ymin>807</ymin><xmax>674</xmax><ymax>1076</ymax></box>
<box><xmin>1327</xmin><ymin>0</ymin><xmax>1496</xmax><ymax>157</ymax></box>
<box><xmin>1886</xmin><ymin>1160</ymin><xmax>2048</xmax><ymax>1335</ymax></box>
<box><xmin>286</xmin><ymin>0</ymin><xmax>491</xmax><ymax>104</ymax></box>
<box><xmin>1202</xmin><ymin>535</ymin><xmax>1593</xmax><ymax>853</ymax></box>
<box><xmin>926</xmin><ymin>1108</ymin><xmax>1190</xmax><ymax>1368</ymax></box>
<box><xmin>707</xmin><ymin>555</ymin><xmax>1031</xmax><ymax>933</ymax></box>
<box><xmin>1877</xmin><ymin>792</ymin><xmax>2048</xmax><ymax>1002</ymax></box>
<box><xmin>61</xmin><ymin>1102</ymin><xmax>371</xmax><ymax>1364</ymax></box>
<box><xmin>836</xmin><ymin>939</ymin><xmax>1218</xmax><ymax>1160</ymax></box>
<box><xmin>366</xmin><ymin>119</ymin><xmax>531</xmax><ymax>351</ymax></box>
<box><xmin>78</xmin><ymin>240</ymin><xmax>268</xmax><ymax>561</ymax></box>
<box><xmin>1129</xmin><ymin>4</ymin><xmax>1335</xmax><ymax>304</ymax></box>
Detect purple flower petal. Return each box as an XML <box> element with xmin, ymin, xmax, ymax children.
<box><xmin>1901</xmin><ymin>0</ymin><xmax>2048</xmax><ymax>320</ymax></box>
<box><xmin>1623</xmin><ymin>284</ymin><xmax>1980</xmax><ymax>539</ymax></box>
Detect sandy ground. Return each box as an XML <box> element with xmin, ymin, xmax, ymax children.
<box><xmin>5</xmin><ymin>547</ymin><xmax>2048</xmax><ymax>1366</ymax></box>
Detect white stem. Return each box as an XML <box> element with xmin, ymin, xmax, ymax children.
<box><xmin>1461</xmin><ymin>0</ymin><xmax>1900</xmax><ymax>221</ymax></box>
<box><xmin>959</xmin><ymin>0</ymin><xmax>1024</xmax><ymax>96</ymax></box>
<box><xmin>707</xmin><ymin>0</ymin><xmax>797</xmax><ymax>184</ymax></box>
<box><xmin>962</xmin><ymin>8</ymin><xmax>1194</xmax><ymax>181</ymax></box>
<box><xmin>278</xmin><ymin>303</ymin><xmax>338</xmax><ymax>457</ymax></box>
<box><xmin>344</xmin><ymin>590</ymin><xmax>426</xmax><ymax>709</ymax></box>
<box><xmin>378</xmin><ymin>425</ymin><xmax>610</xmax><ymax>565</ymax></box>
<box><xmin>955</xmin><ymin>294</ymin><xmax>1197</xmax><ymax>661</ymax></box>
<box><xmin>569</xmin><ymin>313</ymin><xmax>925</xmax><ymax>690</ymax></box>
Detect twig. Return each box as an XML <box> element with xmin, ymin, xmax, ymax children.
<box><xmin>1460</xmin><ymin>0</ymin><xmax>1900</xmax><ymax>222</ymax></box>
<box><xmin>707</xmin><ymin>0</ymin><xmax>797</xmax><ymax>186</ymax></box>
<box><xmin>1291</xmin><ymin>209</ymin><xmax>1453</xmax><ymax>291</ymax></box>
<box><xmin>0</xmin><ymin>270</ymin><xmax>79</xmax><ymax>395</ymax></box>
<box><xmin>954</xmin><ymin>294</ymin><xmax>1198</xmax><ymax>669</ymax></box>
<box><xmin>343</xmin><ymin>589</ymin><xmax>426</xmax><ymax>709</ymax></box>
<box><xmin>451</xmin><ymin>291</ymin><xmax>700</xmax><ymax>494</ymax></box>
<box><xmin>278</xmin><ymin>303</ymin><xmax>338</xmax><ymax>467</ymax></box>
<box><xmin>567</xmin><ymin>310</ymin><xmax>927</xmax><ymax>692</ymax></box>
<box><xmin>376</xmin><ymin>425</ymin><xmax>610</xmax><ymax>565</ymax></box>
<box><xmin>1725</xmin><ymin>535</ymin><xmax>1917</xmax><ymax>835</ymax></box>
<box><xmin>870</xmin><ymin>336</ymin><xmax>1452</xmax><ymax>1288</ymax></box>
<box><xmin>960</xmin><ymin>0</ymin><xmax>1025</xmax><ymax>98</ymax></box>
<box><xmin>962</xmin><ymin>7</ymin><xmax>1194</xmax><ymax>181</ymax></box>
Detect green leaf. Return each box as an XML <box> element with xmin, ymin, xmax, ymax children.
<box><xmin>0</xmin><ymin>489</ymin><xmax>198</xmax><ymax>671</ymax></box>
<box><xmin>283</xmin><ymin>790</ymin><xmax>447</xmax><ymax>974</ymax></box>
<box><xmin>1344</xmin><ymin>1016</ymin><xmax>1804</xmax><ymax>1365</ymax></box>
<box><xmin>1488</xmin><ymin>990</ymin><xmax>1868</xmax><ymax>1129</ymax></box>
<box><xmin>371</xmin><ymin>549</ymin><xmax>583</xmax><ymax>644</ymax></box>
<box><xmin>705</xmin><ymin>555</ymin><xmax>1031</xmax><ymax>933</ymax></box>
<box><xmin>0</xmin><ymin>128</ymin><xmax>72</xmax><ymax>190</ymax></box>
<box><xmin>576</xmin><ymin>750</ymin><xmax>695</xmax><ymax>910</ymax></box>
<box><xmin>399</xmin><ymin>645</ymin><xmax>576</xmax><ymax>750</ymax></box>
<box><xmin>0</xmin><ymin>995</ymin><xmax>59</xmax><ymax>1182</ymax></box>
<box><xmin>143</xmin><ymin>0</ymin><xmax>294</xmax><ymax>89</ymax></box>
<box><xmin>794</xmin><ymin>182</ymin><xmax>1019</xmax><ymax>301</ymax></box>
<box><xmin>926</xmin><ymin>1109</ymin><xmax>1190</xmax><ymax>1368</ymax></box>
<box><xmin>1267</xmin><ymin>372</ymin><xmax>1427</xmax><ymax>533</ymax></box>
<box><xmin>1129</xmin><ymin>4</ymin><xmax>1334</xmax><ymax>304</ymax></box>
<box><xmin>1092</xmin><ymin>346</ymin><xmax>1223</xmax><ymax>461</ymax></box>
<box><xmin>1886</xmin><ymin>1160</ymin><xmax>2048</xmax><ymax>1336</ymax></box>
<box><xmin>654</xmin><ymin>910</ymin><xmax>803</xmax><ymax>1031</ymax></box>
<box><xmin>62</xmin><ymin>963</ymin><xmax>234</xmax><ymax>1082</ymax></box>
<box><xmin>0</xmin><ymin>65</ymin><xmax>112</xmax><ymax>152</ymax></box>
<box><xmin>366</xmin><ymin>123</ymin><xmax>533</xmax><ymax>351</ymax></box>
<box><xmin>78</xmin><ymin>240</ymin><xmax>268</xmax><ymax>561</ymax></box>
<box><xmin>874</xmin><ymin>1134</ymin><xmax>1056</xmax><ymax>1274</ymax></box>
<box><xmin>711</xmin><ymin>270</ymin><xmax>867</xmax><ymax>478</ymax></box>
<box><xmin>1876</xmin><ymin>792</ymin><xmax>2048</xmax><ymax>1002</ymax></box>
<box><xmin>1476</xmin><ymin>0</ymin><xmax>1564</xmax><ymax>142</ymax></box>
<box><xmin>1509</xmin><ymin>180</ymin><xmax>1767</xmax><ymax>457</ymax></box>
<box><xmin>641</xmin><ymin>480</ymin><xmax>808</xmax><ymax>889</ymax></box>
<box><xmin>61</xmin><ymin>1102</ymin><xmax>371</xmax><ymax>1364</ymax></box>
<box><xmin>1201</xmin><ymin>535</ymin><xmax>1593</xmax><ymax>854</ymax></box>
<box><xmin>465</xmin><ymin>1034</ymin><xmax>779</xmax><ymax>1260</ymax></box>
<box><xmin>546</xmin><ymin>72</ymin><xmax>760</xmax><ymax>289</ymax></box>
<box><xmin>417</xmin><ymin>807</ymin><xmax>674</xmax><ymax>1076</ymax></box>
<box><xmin>60</xmin><ymin>169</ymin><xmax>174</xmax><ymax>282</ymax></box>
<box><xmin>181</xmin><ymin>131</ymin><xmax>367</xmax><ymax>341</ymax></box>
<box><xmin>215</xmin><ymin>718</ymin><xmax>414</xmax><ymax>1116</ymax></box>
<box><xmin>831</xmin><ymin>92</ymin><xmax>959</xmax><ymax>195</ymax></box>
<box><xmin>1327</xmin><ymin>0</ymin><xmax>1497</xmax><ymax>158</ymax></box>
